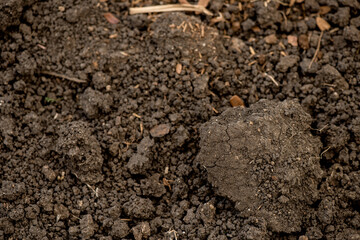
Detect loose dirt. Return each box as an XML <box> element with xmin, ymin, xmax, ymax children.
<box><xmin>1</xmin><ymin>0</ymin><xmax>360</xmax><ymax>239</ymax></box>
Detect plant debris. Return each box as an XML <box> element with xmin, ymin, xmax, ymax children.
<box><xmin>129</xmin><ymin>4</ymin><xmax>213</xmax><ymax>16</ymax></box>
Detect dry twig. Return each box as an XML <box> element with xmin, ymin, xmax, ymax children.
<box><xmin>320</xmin><ymin>146</ymin><xmax>331</xmax><ymax>159</ymax></box>
<box><xmin>263</xmin><ymin>73</ymin><xmax>279</xmax><ymax>87</ymax></box>
<box><xmin>166</xmin><ymin>230</ymin><xmax>178</xmax><ymax>240</ymax></box>
<box><xmin>41</xmin><ymin>71</ymin><xmax>86</xmax><ymax>83</ymax></box>
<box><xmin>308</xmin><ymin>31</ymin><xmax>323</xmax><ymax>69</ymax></box>
<box><xmin>129</xmin><ymin>4</ymin><xmax>213</xmax><ymax>16</ymax></box>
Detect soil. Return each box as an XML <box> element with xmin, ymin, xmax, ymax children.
<box><xmin>197</xmin><ymin>99</ymin><xmax>323</xmax><ymax>234</ymax></box>
<box><xmin>0</xmin><ymin>0</ymin><xmax>360</xmax><ymax>239</ymax></box>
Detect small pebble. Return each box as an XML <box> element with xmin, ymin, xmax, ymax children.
<box><xmin>287</xmin><ymin>35</ymin><xmax>298</xmax><ymax>47</ymax></box>
<box><xmin>230</xmin><ymin>95</ymin><xmax>245</xmax><ymax>107</ymax></box>
<box><xmin>150</xmin><ymin>124</ymin><xmax>170</xmax><ymax>138</ymax></box>
<box><xmin>299</xmin><ymin>236</ymin><xmax>309</xmax><ymax>240</ymax></box>
<box><xmin>264</xmin><ymin>34</ymin><xmax>278</xmax><ymax>44</ymax></box>
<box><xmin>58</xmin><ymin>6</ymin><xmax>65</xmax><ymax>12</ymax></box>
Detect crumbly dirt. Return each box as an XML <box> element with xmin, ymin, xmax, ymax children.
<box><xmin>1</xmin><ymin>0</ymin><xmax>360</xmax><ymax>239</ymax></box>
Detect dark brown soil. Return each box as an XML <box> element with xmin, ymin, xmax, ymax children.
<box><xmin>197</xmin><ymin>99</ymin><xmax>323</xmax><ymax>234</ymax></box>
<box><xmin>1</xmin><ymin>0</ymin><xmax>360</xmax><ymax>239</ymax></box>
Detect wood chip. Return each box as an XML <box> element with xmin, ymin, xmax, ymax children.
<box><xmin>109</xmin><ymin>33</ymin><xmax>118</xmax><ymax>39</ymax></box>
<box><xmin>249</xmin><ymin>46</ymin><xmax>255</xmax><ymax>55</ymax></box>
<box><xmin>140</xmin><ymin>122</ymin><xmax>143</xmax><ymax>134</ymax></box>
<box><xmin>230</xmin><ymin>95</ymin><xmax>245</xmax><ymax>107</ymax></box>
<box><xmin>132</xmin><ymin>113</ymin><xmax>142</xmax><ymax>119</ymax></box>
<box><xmin>176</xmin><ymin>63</ymin><xmax>182</xmax><ymax>74</ymax></box>
<box><xmin>150</xmin><ymin>124</ymin><xmax>170</xmax><ymax>138</ymax></box>
<box><xmin>201</xmin><ymin>25</ymin><xmax>205</xmax><ymax>37</ymax></box>
<box><xmin>287</xmin><ymin>35</ymin><xmax>298</xmax><ymax>47</ymax></box>
<box><xmin>316</xmin><ymin>17</ymin><xmax>330</xmax><ymax>31</ymax></box>
<box><xmin>103</xmin><ymin>13</ymin><xmax>119</xmax><ymax>24</ymax></box>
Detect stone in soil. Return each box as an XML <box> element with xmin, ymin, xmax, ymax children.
<box><xmin>197</xmin><ymin>99</ymin><xmax>323</xmax><ymax>233</ymax></box>
<box><xmin>150</xmin><ymin>124</ymin><xmax>170</xmax><ymax>138</ymax></box>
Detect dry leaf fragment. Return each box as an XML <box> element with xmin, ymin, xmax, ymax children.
<box><xmin>319</xmin><ymin>6</ymin><xmax>331</xmax><ymax>15</ymax></box>
<box><xmin>252</xmin><ymin>26</ymin><xmax>261</xmax><ymax>32</ymax></box>
<box><xmin>287</xmin><ymin>35</ymin><xmax>298</xmax><ymax>47</ymax></box>
<box><xmin>298</xmin><ymin>34</ymin><xmax>309</xmax><ymax>49</ymax></box>
<box><xmin>150</xmin><ymin>124</ymin><xmax>170</xmax><ymax>138</ymax></box>
<box><xmin>176</xmin><ymin>63</ymin><xmax>182</xmax><ymax>74</ymax></box>
<box><xmin>316</xmin><ymin>17</ymin><xmax>330</xmax><ymax>31</ymax></box>
<box><xmin>230</xmin><ymin>95</ymin><xmax>245</xmax><ymax>107</ymax></box>
<box><xmin>103</xmin><ymin>12</ymin><xmax>119</xmax><ymax>24</ymax></box>
<box><xmin>289</xmin><ymin>0</ymin><xmax>296</xmax><ymax>7</ymax></box>
<box><xmin>264</xmin><ymin>34</ymin><xmax>278</xmax><ymax>44</ymax></box>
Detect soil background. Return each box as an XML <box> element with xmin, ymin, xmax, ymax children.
<box><xmin>1</xmin><ymin>0</ymin><xmax>360</xmax><ymax>239</ymax></box>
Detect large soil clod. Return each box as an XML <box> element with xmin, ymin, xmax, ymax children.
<box><xmin>197</xmin><ymin>99</ymin><xmax>323</xmax><ymax>233</ymax></box>
<box><xmin>55</xmin><ymin>121</ymin><xmax>104</xmax><ymax>184</ymax></box>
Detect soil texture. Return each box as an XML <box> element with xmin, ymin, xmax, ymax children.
<box><xmin>1</xmin><ymin>0</ymin><xmax>360</xmax><ymax>239</ymax></box>
<box><xmin>197</xmin><ymin>99</ymin><xmax>323</xmax><ymax>233</ymax></box>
